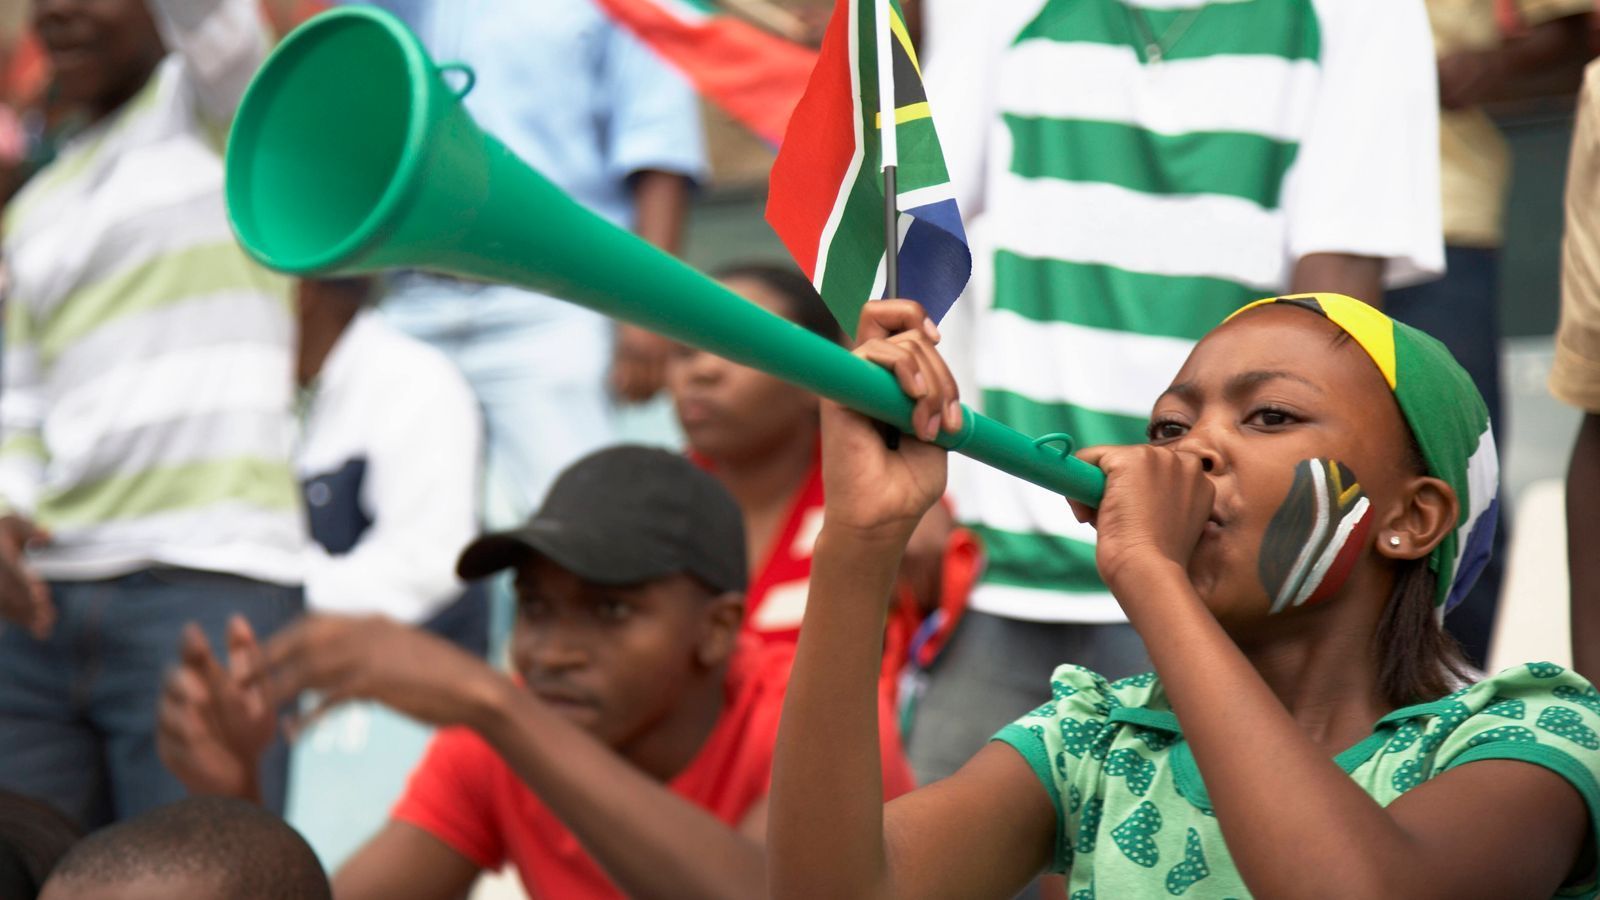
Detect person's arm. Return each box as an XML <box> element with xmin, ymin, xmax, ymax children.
<box><xmin>258</xmin><ymin>616</ymin><xmax>766</xmax><ymax>900</ymax></box>
<box><xmin>144</xmin><ymin>0</ymin><xmax>270</xmax><ymax>127</ymax></box>
<box><xmin>769</xmin><ymin>302</ymin><xmax>1056</xmax><ymax>900</ymax></box>
<box><xmin>0</xmin><ymin>293</ymin><xmax>52</xmax><ymax>637</ymax></box>
<box><xmin>1288</xmin><ymin>252</ymin><xmax>1386</xmax><ymax>309</ymax></box>
<box><xmin>599</xmin><ymin>17</ymin><xmax>706</xmax><ymax>402</ymax></box>
<box><xmin>633</xmin><ymin>169</ymin><xmax>691</xmax><ymax>255</ymax></box>
<box><xmin>1067</xmin><ymin>444</ymin><xmax>1589</xmax><ymax>898</ymax></box>
<box><xmin>333</xmin><ymin>822</ymin><xmax>481</xmax><ymax>900</ymax></box>
<box><xmin>1281</xmin><ymin>0</ymin><xmax>1443</xmax><ymax>295</ymax></box>
<box><xmin>463</xmin><ymin>673</ymin><xmax>765</xmax><ymax>900</ymax></box>
<box><xmin>1439</xmin><ymin>12</ymin><xmax>1593</xmax><ymax>110</ymax></box>
<box><xmin>1571</xmin><ymin>413</ymin><xmax>1600</xmax><ymax>682</ymax></box>
<box><xmin>613</xmin><ymin>169</ymin><xmax>695</xmax><ymax>402</ymax></box>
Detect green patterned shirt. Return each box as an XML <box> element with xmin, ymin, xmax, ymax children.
<box><xmin>995</xmin><ymin>663</ymin><xmax>1600</xmax><ymax>898</ymax></box>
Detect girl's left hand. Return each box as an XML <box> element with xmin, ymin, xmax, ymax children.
<box><xmin>819</xmin><ymin>301</ymin><xmax>960</xmax><ymax>546</ymax></box>
<box><xmin>1068</xmin><ymin>444</ymin><xmax>1214</xmax><ymax>594</ymax></box>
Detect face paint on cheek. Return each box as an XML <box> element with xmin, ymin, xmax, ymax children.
<box><xmin>1257</xmin><ymin>458</ymin><xmax>1375</xmax><ymax>615</ymax></box>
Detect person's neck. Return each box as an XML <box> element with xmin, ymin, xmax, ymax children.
<box><xmin>297</xmin><ymin>297</ymin><xmax>362</xmax><ymax>387</ymax></box>
<box><xmin>619</xmin><ymin>670</ymin><xmax>728</xmax><ymax>781</ymax></box>
<box><xmin>86</xmin><ymin>60</ymin><xmax>163</xmax><ymax>126</ymax></box>
<box><xmin>1230</xmin><ymin>574</ymin><xmax>1394</xmax><ymax>756</ymax></box>
<box><xmin>711</xmin><ymin>425</ymin><xmax>818</xmax><ymax>519</ymax></box>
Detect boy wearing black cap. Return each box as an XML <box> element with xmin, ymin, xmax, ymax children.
<box><xmin>158</xmin><ymin>445</ymin><xmax>913</xmax><ymax>900</ymax></box>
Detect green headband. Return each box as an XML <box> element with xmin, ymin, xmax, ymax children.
<box><xmin>1226</xmin><ymin>294</ymin><xmax>1499</xmax><ymax>614</ymax></box>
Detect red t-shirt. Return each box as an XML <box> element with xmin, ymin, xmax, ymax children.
<box><xmin>726</xmin><ymin>452</ymin><xmax>981</xmax><ymax>700</ymax></box>
<box><xmin>391</xmin><ymin>641</ymin><xmax>914</xmax><ymax>899</ymax></box>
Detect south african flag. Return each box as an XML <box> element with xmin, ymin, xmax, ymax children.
<box><xmin>765</xmin><ymin>0</ymin><xmax>971</xmax><ymax>335</ymax></box>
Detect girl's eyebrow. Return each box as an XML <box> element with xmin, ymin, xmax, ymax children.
<box><xmin>1226</xmin><ymin>369</ymin><xmax>1323</xmax><ymax>398</ymax></box>
<box><xmin>1159</xmin><ymin>370</ymin><xmax>1323</xmax><ymax>405</ymax></box>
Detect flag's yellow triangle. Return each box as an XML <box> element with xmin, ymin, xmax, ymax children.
<box><xmin>889</xmin><ymin>5</ymin><xmax>921</xmax><ymax>76</ymax></box>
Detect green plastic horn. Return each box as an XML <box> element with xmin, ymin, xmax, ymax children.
<box><xmin>225</xmin><ymin>6</ymin><xmax>1106</xmax><ymax>506</ymax></box>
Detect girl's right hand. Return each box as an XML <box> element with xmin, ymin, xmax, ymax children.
<box><xmin>819</xmin><ymin>301</ymin><xmax>961</xmax><ymax>546</ymax></box>
<box><xmin>1068</xmin><ymin>444</ymin><xmax>1214</xmax><ymax>597</ymax></box>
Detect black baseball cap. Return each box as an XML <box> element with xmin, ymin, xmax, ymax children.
<box><xmin>456</xmin><ymin>445</ymin><xmax>747</xmax><ymax>594</ymax></box>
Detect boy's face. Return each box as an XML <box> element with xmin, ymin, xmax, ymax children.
<box><xmin>1145</xmin><ymin>305</ymin><xmax>1419</xmax><ymax>627</ymax></box>
<box><xmin>667</xmin><ymin>276</ymin><xmax>822</xmax><ymax>463</ymax></box>
<box><xmin>34</xmin><ymin>0</ymin><xmax>165</xmax><ymax>117</ymax></box>
<box><xmin>509</xmin><ymin>556</ymin><xmax>735</xmax><ymax>751</ymax></box>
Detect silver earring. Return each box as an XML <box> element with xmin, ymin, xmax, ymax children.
<box><xmin>1388</xmin><ymin>536</ymin><xmax>1401</xmax><ymax>548</ymax></box>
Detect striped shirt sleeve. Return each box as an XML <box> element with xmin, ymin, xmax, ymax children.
<box><xmin>1286</xmin><ymin>0</ymin><xmax>1444</xmax><ymax>287</ymax></box>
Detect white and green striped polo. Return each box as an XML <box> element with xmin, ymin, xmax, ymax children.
<box><xmin>944</xmin><ymin>0</ymin><xmax>1442</xmax><ymax>622</ymax></box>
<box><xmin>0</xmin><ymin>48</ymin><xmax>304</xmax><ymax>586</ymax></box>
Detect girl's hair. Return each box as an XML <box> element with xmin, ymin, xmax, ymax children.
<box><xmin>1373</xmin><ymin>431</ymin><xmax>1474</xmax><ymax>706</ymax></box>
<box><xmin>714</xmin><ymin>263</ymin><xmax>846</xmax><ymax>344</ymax></box>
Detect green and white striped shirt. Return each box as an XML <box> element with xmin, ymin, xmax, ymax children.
<box><xmin>0</xmin><ymin>0</ymin><xmax>304</xmax><ymax>585</ymax></box>
<box><xmin>928</xmin><ymin>0</ymin><xmax>1444</xmax><ymax>622</ymax></box>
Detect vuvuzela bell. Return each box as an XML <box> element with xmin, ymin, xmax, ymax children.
<box><xmin>222</xmin><ymin>5</ymin><xmax>1106</xmax><ymax>506</ymax></box>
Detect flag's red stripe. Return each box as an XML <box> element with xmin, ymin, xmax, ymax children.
<box><xmin>594</xmin><ymin>0</ymin><xmax>817</xmax><ymax>146</ymax></box>
<box><xmin>1302</xmin><ymin>509</ymin><xmax>1372</xmax><ymax>607</ymax></box>
<box><xmin>766</xmin><ymin>1</ymin><xmax>861</xmax><ymax>280</ymax></box>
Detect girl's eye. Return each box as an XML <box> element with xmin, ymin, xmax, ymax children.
<box><xmin>1248</xmin><ymin>407</ymin><xmax>1297</xmax><ymax>428</ymax></box>
<box><xmin>1147</xmin><ymin>419</ymin><xmax>1188</xmax><ymax>442</ymax></box>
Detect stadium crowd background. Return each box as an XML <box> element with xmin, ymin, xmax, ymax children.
<box><xmin>0</xmin><ymin>0</ymin><xmax>1597</xmax><ymax>897</ymax></box>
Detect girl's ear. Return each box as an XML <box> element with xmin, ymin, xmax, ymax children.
<box><xmin>695</xmin><ymin>592</ymin><xmax>745</xmax><ymax>669</ymax></box>
<box><xmin>1375</xmin><ymin>475</ymin><xmax>1458</xmax><ymax>562</ymax></box>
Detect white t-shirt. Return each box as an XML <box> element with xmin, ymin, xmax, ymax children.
<box><xmin>297</xmin><ymin>312</ymin><xmax>483</xmax><ymax>623</ymax></box>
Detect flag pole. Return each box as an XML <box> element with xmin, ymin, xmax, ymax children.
<box><xmin>875</xmin><ymin>0</ymin><xmax>898</xmax><ymax>299</ymax></box>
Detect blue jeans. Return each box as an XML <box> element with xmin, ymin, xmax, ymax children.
<box><xmin>1386</xmin><ymin>246</ymin><xmax>1506</xmax><ymax>667</ymax></box>
<box><xmin>0</xmin><ymin>569</ymin><xmax>303</xmax><ymax>828</ymax></box>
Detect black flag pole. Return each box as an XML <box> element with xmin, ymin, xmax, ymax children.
<box><xmin>884</xmin><ymin>165</ymin><xmax>899</xmax><ymax>298</ymax></box>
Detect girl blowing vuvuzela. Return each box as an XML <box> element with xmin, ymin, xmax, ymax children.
<box><xmin>769</xmin><ymin>294</ymin><xmax>1600</xmax><ymax>899</ymax></box>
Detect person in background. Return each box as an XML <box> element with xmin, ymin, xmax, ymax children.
<box><xmin>295</xmin><ymin>277</ymin><xmax>486</xmax><ymax>654</ymax></box>
<box><xmin>0</xmin><ymin>790</ymin><xmax>81</xmax><ymax>899</ymax></box>
<box><xmin>38</xmin><ymin>797</ymin><xmax>330</xmax><ymax>900</ymax></box>
<box><xmin>336</xmin><ymin>0</ymin><xmax>706</xmax><ymax>526</ymax></box>
<box><xmin>665</xmin><ymin>263</ymin><xmax>981</xmax><ymax>725</ymax></box>
<box><xmin>0</xmin><ymin>0</ymin><xmax>304</xmax><ymax>828</ymax></box>
<box><xmin>158</xmin><ymin>446</ymin><xmax>916</xmax><ymax>900</ymax></box>
<box><xmin>1392</xmin><ymin>0</ymin><xmax>1593</xmax><ymax>667</ymax></box>
<box><xmin>1559</xmin><ymin>63</ymin><xmax>1600</xmax><ymax>682</ymax></box>
<box><xmin>911</xmin><ymin>0</ymin><xmax>1444</xmax><ymax>787</ymax></box>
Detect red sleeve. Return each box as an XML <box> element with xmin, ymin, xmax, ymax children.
<box><xmin>877</xmin><ymin>687</ymin><xmax>918</xmax><ymax>799</ymax></box>
<box><xmin>390</xmin><ymin>727</ymin><xmax>507</xmax><ymax>871</ymax></box>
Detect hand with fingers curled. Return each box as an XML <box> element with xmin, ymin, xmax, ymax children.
<box><xmin>157</xmin><ymin>616</ymin><xmax>276</xmax><ymax>801</ymax></box>
<box><xmin>1067</xmin><ymin>444</ymin><xmax>1215</xmax><ymax>596</ymax></box>
<box><xmin>0</xmin><ymin>514</ymin><xmax>53</xmax><ymax>639</ymax></box>
<box><xmin>258</xmin><ymin>614</ymin><xmax>506</xmax><ymax>734</ymax></box>
<box><xmin>820</xmin><ymin>301</ymin><xmax>962</xmax><ymax>547</ymax></box>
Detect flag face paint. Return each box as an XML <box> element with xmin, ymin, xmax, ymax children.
<box><xmin>1257</xmin><ymin>459</ymin><xmax>1374</xmax><ymax>615</ymax></box>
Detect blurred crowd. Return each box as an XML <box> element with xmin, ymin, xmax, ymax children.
<box><xmin>0</xmin><ymin>0</ymin><xmax>1596</xmax><ymax>898</ymax></box>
